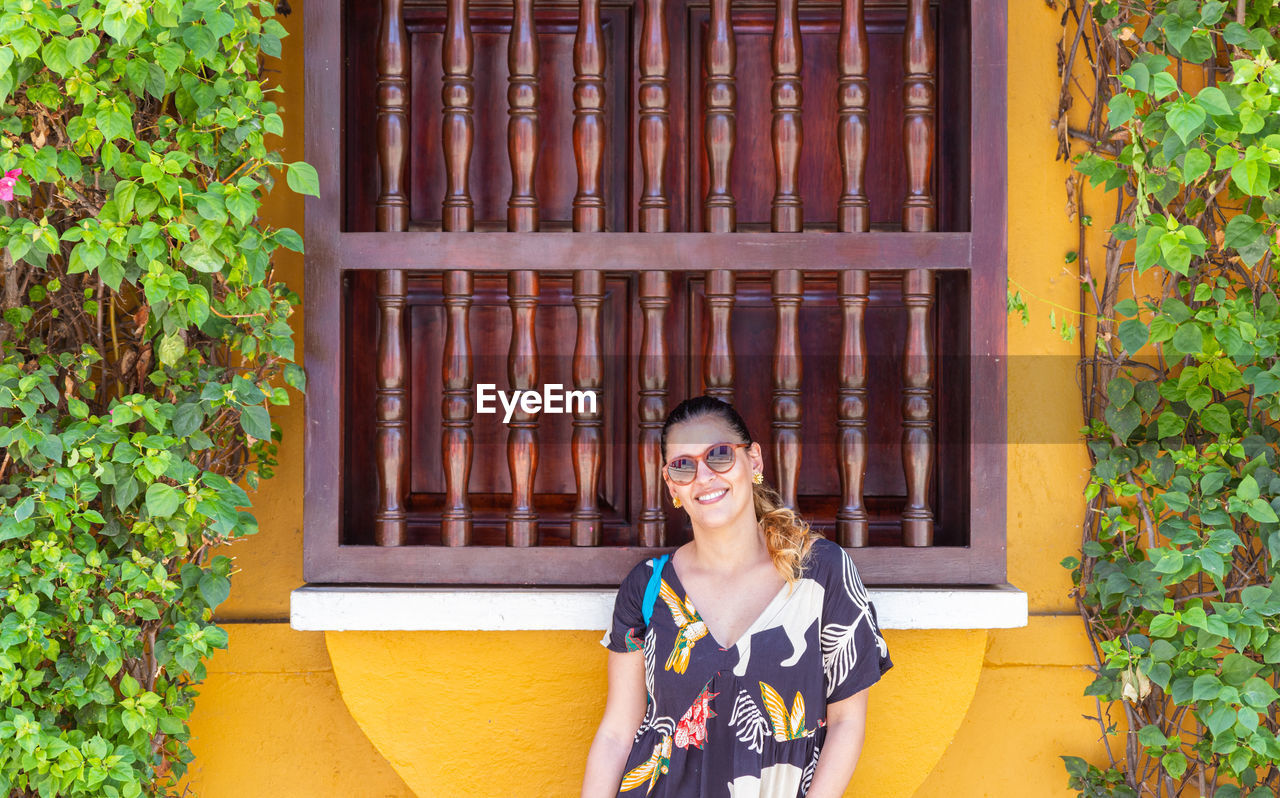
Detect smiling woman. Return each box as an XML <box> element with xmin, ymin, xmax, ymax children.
<box><xmin>581</xmin><ymin>396</ymin><xmax>894</xmax><ymax>798</ymax></box>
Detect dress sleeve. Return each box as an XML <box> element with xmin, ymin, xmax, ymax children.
<box><xmin>600</xmin><ymin>560</ymin><xmax>651</xmax><ymax>653</ymax></box>
<box><xmin>819</xmin><ymin>541</ymin><xmax>893</xmax><ymax>703</ymax></box>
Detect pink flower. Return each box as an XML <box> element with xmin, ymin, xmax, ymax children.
<box><xmin>0</xmin><ymin>169</ymin><xmax>21</xmax><ymax>202</ymax></box>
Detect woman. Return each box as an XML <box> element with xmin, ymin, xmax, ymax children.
<box><xmin>582</xmin><ymin>396</ymin><xmax>893</xmax><ymax>798</ymax></box>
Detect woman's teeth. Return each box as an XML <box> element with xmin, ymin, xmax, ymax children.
<box><xmin>696</xmin><ymin>489</ymin><xmax>727</xmax><ymax>503</ymax></box>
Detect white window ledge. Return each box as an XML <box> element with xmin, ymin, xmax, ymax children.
<box><xmin>289</xmin><ymin>584</ymin><xmax>1027</xmax><ymax>631</ymax></box>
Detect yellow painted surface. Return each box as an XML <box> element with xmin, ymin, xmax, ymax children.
<box><xmin>184</xmin><ymin>2</ymin><xmax>1125</xmax><ymax>796</ymax></box>
<box><xmin>324</xmin><ymin>629</ymin><xmax>985</xmax><ymax>798</ymax></box>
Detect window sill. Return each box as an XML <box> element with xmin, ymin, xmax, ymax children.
<box><xmin>289</xmin><ymin>584</ymin><xmax>1028</xmax><ymax>631</ymax></box>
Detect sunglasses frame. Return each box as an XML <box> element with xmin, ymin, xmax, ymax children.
<box><xmin>662</xmin><ymin>442</ymin><xmax>753</xmax><ymax>485</ymax></box>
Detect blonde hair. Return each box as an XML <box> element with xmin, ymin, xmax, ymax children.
<box><xmin>752</xmin><ymin>479</ymin><xmax>823</xmax><ymax>586</ymax></box>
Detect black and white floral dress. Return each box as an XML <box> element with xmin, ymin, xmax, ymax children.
<box><xmin>600</xmin><ymin>538</ymin><xmax>893</xmax><ymax>798</ymax></box>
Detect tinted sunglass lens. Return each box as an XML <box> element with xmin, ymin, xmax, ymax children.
<box><xmin>668</xmin><ymin>459</ymin><xmax>697</xmax><ymax>483</ymax></box>
<box><xmin>706</xmin><ymin>444</ymin><xmax>736</xmax><ymax>471</ymax></box>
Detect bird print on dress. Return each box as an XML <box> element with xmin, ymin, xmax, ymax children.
<box><xmin>759</xmin><ymin>681</ymin><xmax>817</xmax><ymax>741</ymax></box>
<box><xmin>620</xmin><ymin>733</ymin><xmax>673</xmax><ymax>794</ymax></box>
<box><xmin>657</xmin><ymin>579</ymin><xmax>709</xmax><ymax>674</ymax></box>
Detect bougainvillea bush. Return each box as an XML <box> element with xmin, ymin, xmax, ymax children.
<box><xmin>0</xmin><ymin>0</ymin><xmax>313</xmax><ymax>793</ymax></box>
<box><xmin>1030</xmin><ymin>0</ymin><xmax>1280</xmax><ymax>795</ymax></box>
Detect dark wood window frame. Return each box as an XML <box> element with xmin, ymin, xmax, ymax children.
<box><xmin>302</xmin><ymin>0</ymin><xmax>1007</xmax><ymax>587</ymax></box>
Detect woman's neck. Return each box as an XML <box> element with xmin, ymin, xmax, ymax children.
<box><xmin>682</xmin><ymin>520</ymin><xmax>770</xmax><ymax>576</ymax></box>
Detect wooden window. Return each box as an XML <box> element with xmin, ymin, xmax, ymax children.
<box><xmin>303</xmin><ymin>0</ymin><xmax>1007</xmax><ymax>586</ymax></box>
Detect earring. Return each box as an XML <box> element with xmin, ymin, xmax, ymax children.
<box><xmin>672</xmin><ymin>496</ymin><xmax>682</xmax><ymax>508</ymax></box>
<box><xmin>753</xmin><ymin>471</ymin><xmax>764</xmax><ymax>484</ymax></box>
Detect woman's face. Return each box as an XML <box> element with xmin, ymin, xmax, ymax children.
<box><xmin>662</xmin><ymin>415</ymin><xmax>763</xmax><ymax>533</ymax></box>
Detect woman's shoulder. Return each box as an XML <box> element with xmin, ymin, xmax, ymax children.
<box><xmin>617</xmin><ymin>553</ymin><xmax>667</xmax><ymax>594</ymax></box>
<box><xmin>801</xmin><ymin>536</ymin><xmax>853</xmax><ymax>583</ymax></box>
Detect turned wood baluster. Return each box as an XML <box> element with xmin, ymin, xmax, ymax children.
<box><xmin>835</xmin><ymin>0</ymin><xmax>869</xmax><ymax>545</ymax></box>
<box><xmin>442</xmin><ymin>0</ymin><xmax>473</xmax><ymax>232</ymax></box>
<box><xmin>507</xmin><ymin>272</ymin><xmax>540</xmax><ymax>546</ymax></box>
<box><xmin>901</xmin><ymin>270</ymin><xmax>935</xmax><ymax>545</ymax></box>
<box><xmin>703</xmin><ymin>0</ymin><xmax>735</xmax><ymax>402</ymax></box>
<box><xmin>507</xmin><ymin>0</ymin><xmax>541</xmax><ymax>542</ymax></box>
<box><xmin>704</xmin><ymin>0</ymin><xmax>735</xmax><ymax>233</ymax></box>
<box><xmin>771</xmin><ymin>0</ymin><xmax>802</xmax><ymax>232</ymax></box>
<box><xmin>373</xmin><ymin>0</ymin><xmax>408</xmax><ymax>546</ymax></box>
<box><xmin>836</xmin><ymin>272</ymin><xmax>869</xmax><ymax>546</ymax></box>
<box><xmin>771</xmin><ymin>271</ymin><xmax>802</xmax><ymax>510</ymax></box>
<box><xmin>441</xmin><ymin>272</ymin><xmax>474</xmax><ymax>545</ymax></box>
<box><xmin>438</xmin><ymin>0</ymin><xmax>475</xmax><ymax>545</ymax></box>
<box><xmin>508</xmin><ymin>0</ymin><xmax>539</xmax><ymax>232</ymax></box>
<box><xmin>901</xmin><ymin>0</ymin><xmax>935</xmax><ymax>546</ymax></box>
<box><xmin>570</xmin><ymin>0</ymin><xmax>606</xmax><ymax>544</ymax></box>
<box><xmin>769</xmin><ymin>0</ymin><xmax>802</xmax><ymax>509</ymax></box>
<box><xmin>376</xmin><ymin>0</ymin><xmax>409</xmax><ymax>234</ymax></box>
<box><xmin>374</xmin><ymin>272</ymin><xmax>408</xmax><ymax>546</ymax></box>
<box><xmin>572</xmin><ymin>0</ymin><xmax>606</xmax><ymax>232</ymax></box>
<box><xmin>637</xmin><ymin>0</ymin><xmax>670</xmax><ymax>546</ymax></box>
<box><xmin>903</xmin><ymin>0</ymin><xmax>935</xmax><ymax>232</ymax></box>
<box><xmin>837</xmin><ymin>0</ymin><xmax>869</xmax><ymax>233</ymax></box>
<box><xmin>639</xmin><ymin>273</ymin><xmax>670</xmax><ymax>547</ymax></box>
<box><xmin>571</xmin><ymin>273</ymin><xmax>604</xmax><ymax>545</ymax></box>
<box><xmin>639</xmin><ymin>0</ymin><xmax>670</xmax><ymax>231</ymax></box>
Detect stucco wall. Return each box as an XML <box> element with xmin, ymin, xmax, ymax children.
<box><xmin>177</xmin><ymin>3</ymin><xmax>1115</xmax><ymax>795</ymax></box>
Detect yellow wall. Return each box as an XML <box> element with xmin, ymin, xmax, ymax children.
<box><xmin>178</xmin><ymin>3</ymin><xmax>1116</xmax><ymax>795</ymax></box>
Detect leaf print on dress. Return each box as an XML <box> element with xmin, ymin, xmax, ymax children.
<box><xmin>820</xmin><ymin>547</ymin><xmax>889</xmax><ymax>698</ymax></box>
<box><xmin>636</xmin><ymin>625</ymin><xmax>676</xmax><ymax>743</ymax></box>
<box><xmin>673</xmin><ymin>685</ymin><xmax>718</xmax><ymax>750</ymax></box>
<box><xmin>727</xmin><ymin>688</ymin><xmax>769</xmax><ymax>754</ymax></box>
<box><xmin>759</xmin><ymin>681</ymin><xmax>814</xmax><ymax>741</ymax></box>
<box><xmin>657</xmin><ymin>579</ymin><xmax>709</xmax><ymax>674</ymax></box>
<box><xmin>620</xmin><ymin>734</ymin><xmax>673</xmax><ymax>794</ymax></box>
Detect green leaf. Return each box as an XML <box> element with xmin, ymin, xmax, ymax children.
<box><xmin>1237</xmin><ymin>474</ymin><xmax>1260</xmax><ymax>502</ymax></box>
<box><xmin>1107</xmin><ymin>377</ymin><xmax>1135</xmax><ymax>407</ymax></box>
<box><xmin>1247</xmin><ymin>498</ymin><xmax>1278</xmax><ymax>523</ymax></box>
<box><xmin>158</xmin><ymin>332</ymin><xmax>185</xmax><ymax>366</ymax></box>
<box><xmin>182</xmin><ymin>239</ymin><xmax>224</xmax><ymax>274</ymax></box>
<box><xmin>1108</xmin><ymin>94</ymin><xmax>1136</xmax><ymax>128</ymax></box>
<box><xmin>1196</xmin><ymin>86</ymin><xmax>1232</xmax><ymax>117</ymax></box>
<box><xmin>1221</xmin><ymin>653</ymin><xmax>1263</xmax><ymax>687</ymax></box>
<box><xmin>1171</xmin><ymin>323</ymin><xmax>1204</xmax><ymax>356</ymax></box>
<box><xmin>145</xmin><ymin>483</ymin><xmax>182</xmax><ymax>518</ymax></box>
<box><xmin>1105</xmin><ymin>401</ymin><xmax>1142</xmax><ymax>442</ymax></box>
<box><xmin>172</xmin><ymin>403</ymin><xmax>204</xmax><ymax>438</ymax></box>
<box><xmin>1149</xmin><ymin>614</ymin><xmax>1179</xmax><ymax>637</ymax></box>
<box><xmin>1200</xmin><ymin>403</ymin><xmax>1232</xmax><ymax>435</ymax></box>
<box><xmin>1162</xmin><ymin>751</ymin><xmax>1187</xmax><ymax>780</ymax></box>
<box><xmin>1182</xmin><ymin>148</ymin><xmax>1210</xmax><ymax>182</ymax></box>
<box><xmin>1224</xmin><ymin>214</ymin><xmax>1264</xmax><ymax>255</ymax></box>
<box><xmin>1150</xmin><ymin>71</ymin><xmax>1179</xmax><ymax>99</ymax></box>
<box><xmin>198</xmin><ymin>572</ymin><xmax>231</xmax><ymax>610</ymax></box>
<box><xmin>10</xmin><ymin>27</ymin><xmax>40</xmax><ymax>60</ymax></box>
<box><xmin>239</xmin><ymin>405</ymin><xmax>271</xmax><ymax>441</ymax></box>
<box><xmin>285</xmin><ymin>161</ymin><xmax>320</xmax><ymax>196</ymax></box>
<box><xmin>1200</xmin><ymin>1</ymin><xmax>1226</xmax><ymax>24</ymax></box>
<box><xmin>1118</xmin><ymin>318</ymin><xmax>1149</xmax><ymax>354</ymax></box>
<box><xmin>181</xmin><ymin>24</ymin><xmax>216</xmax><ymax>60</ymax></box>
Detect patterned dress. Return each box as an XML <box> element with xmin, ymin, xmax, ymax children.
<box><xmin>599</xmin><ymin>538</ymin><xmax>893</xmax><ymax>798</ymax></box>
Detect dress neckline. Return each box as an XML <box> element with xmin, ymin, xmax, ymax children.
<box><xmin>664</xmin><ymin>555</ymin><xmax>792</xmax><ymax>652</ymax></box>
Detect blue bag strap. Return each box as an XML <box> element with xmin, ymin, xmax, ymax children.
<box><xmin>641</xmin><ymin>554</ymin><xmax>670</xmax><ymax>627</ymax></box>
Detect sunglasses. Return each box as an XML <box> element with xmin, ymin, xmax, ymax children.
<box><xmin>663</xmin><ymin>442</ymin><xmax>751</xmax><ymax>485</ymax></box>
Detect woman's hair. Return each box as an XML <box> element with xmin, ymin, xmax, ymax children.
<box><xmin>660</xmin><ymin>395</ymin><xmax>822</xmax><ymax>586</ymax></box>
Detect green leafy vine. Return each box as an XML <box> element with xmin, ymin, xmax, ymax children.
<box><xmin>1042</xmin><ymin>0</ymin><xmax>1280</xmax><ymax>795</ymax></box>
<box><xmin>0</xmin><ymin>0</ymin><xmax>313</xmax><ymax>794</ymax></box>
